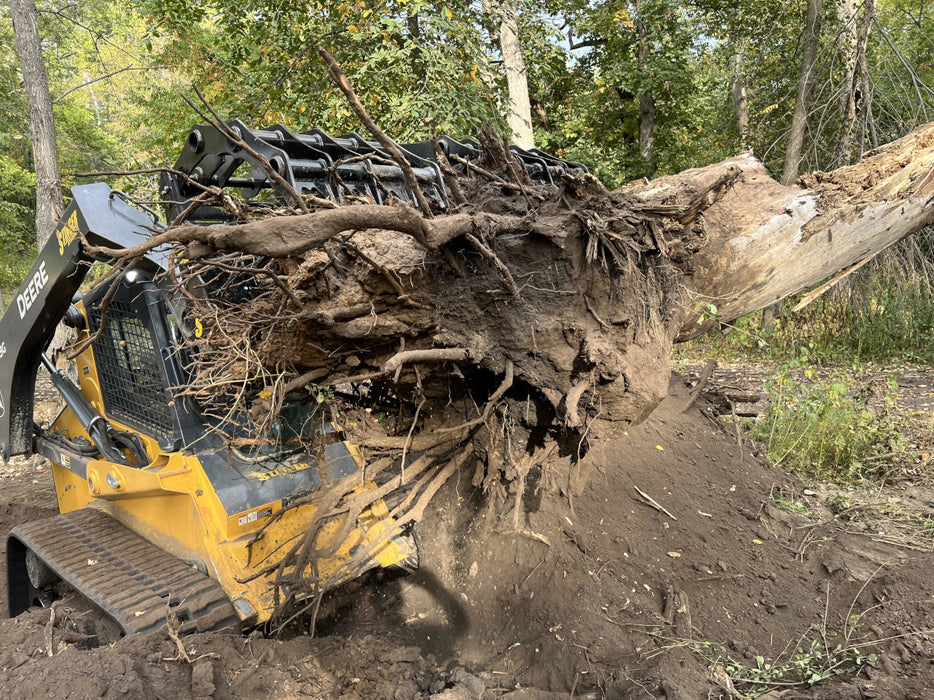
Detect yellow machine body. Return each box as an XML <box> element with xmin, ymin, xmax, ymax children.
<box><xmin>41</xmin><ymin>301</ymin><xmax>410</xmax><ymax>626</ymax></box>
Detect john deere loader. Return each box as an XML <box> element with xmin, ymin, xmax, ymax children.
<box><xmin>0</xmin><ymin>122</ymin><xmax>584</xmax><ymax>634</ymax></box>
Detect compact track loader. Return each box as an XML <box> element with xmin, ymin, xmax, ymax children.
<box><xmin>0</xmin><ymin>123</ymin><xmax>585</xmax><ymax>634</ymax></box>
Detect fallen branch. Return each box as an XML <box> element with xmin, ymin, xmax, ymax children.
<box><xmin>682</xmin><ymin>359</ymin><xmax>717</xmax><ymax>413</ymax></box>
<box><xmin>634</xmin><ymin>485</ymin><xmax>678</xmax><ymax>521</ymax></box>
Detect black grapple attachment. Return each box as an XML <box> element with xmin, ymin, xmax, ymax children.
<box><xmin>160</xmin><ymin>121</ymin><xmax>588</xmax><ymax>223</ymax></box>
<box><xmin>403</xmin><ymin>136</ymin><xmax>588</xmax><ymax>187</ymax></box>
<box><xmin>160</xmin><ymin>120</ymin><xmax>448</xmax><ymax>223</ymax></box>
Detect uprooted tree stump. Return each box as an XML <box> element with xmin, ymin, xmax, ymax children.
<box><xmin>88</xmin><ymin>121</ymin><xmax>934</xmax><ymax>623</ymax></box>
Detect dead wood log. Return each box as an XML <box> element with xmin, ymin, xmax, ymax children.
<box><xmin>631</xmin><ymin>122</ymin><xmax>934</xmax><ymax>339</ymax></box>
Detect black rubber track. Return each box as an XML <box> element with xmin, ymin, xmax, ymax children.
<box><xmin>8</xmin><ymin>508</ymin><xmax>239</xmax><ymax>635</ymax></box>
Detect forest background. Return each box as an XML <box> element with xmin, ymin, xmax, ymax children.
<box><xmin>1</xmin><ymin>0</ymin><xmax>933</xmax><ymax>363</ymax></box>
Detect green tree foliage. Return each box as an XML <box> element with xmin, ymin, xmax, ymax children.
<box><xmin>695</xmin><ymin>0</ymin><xmax>934</xmax><ymax>174</ymax></box>
<box><xmin>532</xmin><ymin>0</ymin><xmax>700</xmax><ymax>186</ymax></box>
<box><xmin>140</xmin><ymin>0</ymin><xmax>507</xmax><ymax>150</ymax></box>
<box><xmin>0</xmin><ymin>13</ymin><xmax>37</xmax><ymax>286</ymax></box>
<box><xmin>1</xmin><ymin>0</ymin><xmax>165</xmax><ymax>287</ymax></box>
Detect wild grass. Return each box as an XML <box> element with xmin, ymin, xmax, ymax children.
<box><xmin>678</xmin><ymin>233</ymin><xmax>934</xmax><ymax>483</ymax></box>
<box><xmin>741</xmin><ymin>352</ymin><xmax>906</xmax><ymax>482</ymax></box>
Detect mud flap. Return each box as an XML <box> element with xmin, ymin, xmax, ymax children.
<box><xmin>7</xmin><ymin>508</ymin><xmax>239</xmax><ymax>635</ymax></box>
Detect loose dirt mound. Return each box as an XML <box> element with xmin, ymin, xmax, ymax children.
<box><xmin>1</xmin><ymin>376</ymin><xmax>934</xmax><ymax>698</ymax></box>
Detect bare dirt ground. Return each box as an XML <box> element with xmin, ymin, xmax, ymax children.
<box><xmin>1</xmin><ymin>374</ymin><xmax>934</xmax><ymax>698</ymax></box>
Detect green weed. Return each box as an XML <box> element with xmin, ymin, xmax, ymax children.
<box><xmin>683</xmin><ymin>261</ymin><xmax>934</xmax><ymax>365</ymax></box>
<box><xmin>743</xmin><ymin>351</ymin><xmax>906</xmax><ymax>483</ymax></box>
<box><xmin>694</xmin><ymin>637</ymin><xmax>877</xmax><ymax>696</ymax></box>
<box><xmin>769</xmin><ymin>485</ymin><xmax>813</xmax><ymax>516</ymax></box>
<box><xmin>681</xmin><ymin>590</ymin><xmax>883</xmax><ymax>698</ymax></box>
<box><xmin>646</xmin><ymin>612</ymin><xmax>882</xmax><ymax>699</ymax></box>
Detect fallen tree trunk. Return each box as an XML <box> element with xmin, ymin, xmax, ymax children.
<box><xmin>636</xmin><ymin>123</ymin><xmax>934</xmax><ymax>339</ymax></box>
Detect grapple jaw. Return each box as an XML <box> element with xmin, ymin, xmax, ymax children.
<box><xmin>160</xmin><ymin>121</ymin><xmax>588</xmax><ymax>224</ymax></box>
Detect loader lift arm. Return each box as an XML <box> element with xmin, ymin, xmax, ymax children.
<box><xmin>0</xmin><ymin>183</ymin><xmax>163</xmax><ymax>461</ymax></box>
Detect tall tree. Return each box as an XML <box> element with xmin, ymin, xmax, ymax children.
<box><xmin>731</xmin><ymin>51</ymin><xmax>749</xmax><ymax>151</ymax></box>
<box><xmin>9</xmin><ymin>0</ymin><xmax>62</xmax><ymax>245</ymax></box>
<box><xmin>782</xmin><ymin>0</ymin><xmax>822</xmax><ymax>185</ymax></box>
<box><xmin>635</xmin><ymin>0</ymin><xmax>657</xmax><ymax>178</ymax></box>
<box><xmin>493</xmin><ymin>0</ymin><xmax>534</xmax><ymax>147</ymax></box>
<box><xmin>833</xmin><ymin>0</ymin><xmax>875</xmax><ymax>166</ymax></box>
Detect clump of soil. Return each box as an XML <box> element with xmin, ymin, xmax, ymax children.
<box><xmin>2</xmin><ymin>376</ymin><xmax>934</xmax><ymax>698</ymax></box>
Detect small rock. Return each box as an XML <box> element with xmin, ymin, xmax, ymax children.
<box><xmin>449</xmin><ymin>667</ymin><xmax>485</xmax><ymax>696</ymax></box>
<box><xmin>431</xmin><ymin>689</ymin><xmax>473</xmax><ymax>700</ymax></box>
<box><xmin>468</xmin><ymin>561</ymin><xmax>479</xmax><ymax>578</ymax></box>
<box><xmin>191</xmin><ymin>659</ymin><xmax>215</xmax><ymax>698</ymax></box>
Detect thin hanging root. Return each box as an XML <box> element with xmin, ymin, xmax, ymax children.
<box><xmin>511</xmin><ymin>444</ymin><xmax>557</xmax><ymax>544</ymax></box>
<box><xmin>449</xmin><ymin>154</ymin><xmax>545</xmax><ymax>201</ymax></box>
<box><xmin>511</xmin><ymin>453</ymin><xmax>534</xmax><ymax>531</ymax></box>
<box><xmin>437</xmin><ymin>360</ymin><xmax>514</xmax><ymax>434</ymax></box>
<box><xmin>66</xmin><ymin>254</ymin><xmax>143</xmax><ymax>360</ymax></box>
<box><xmin>274</xmin><ymin>443</ymin><xmax>474</xmax><ymax>620</ymax></box>
<box><xmin>430</xmin><ymin>137</ymin><xmax>468</xmax><ymax>206</ymax></box>
<box><xmin>319</xmin><ymin>48</ymin><xmax>434</xmax><ymax>219</ymax></box>
<box><xmin>464</xmin><ymin>233</ymin><xmax>520</xmax><ymax>296</ymax></box>
<box><xmin>241</xmin><ymin>441</ymin><xmax>461</xmax><ymax>586</ymax></box>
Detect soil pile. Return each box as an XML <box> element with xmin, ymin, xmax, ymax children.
<box><xmin>1</xmin><ymin>376</ymin><xmax>934</xmax><ymax>698</ymax></box>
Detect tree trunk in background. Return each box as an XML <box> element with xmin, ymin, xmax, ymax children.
<box><xmin>10</xmin><ymin>0</ymin><xmax>63</xmax><ymax>246</ymax></box>
<box><xmin>782</xmin><ymin>0</ymin><xmax>822</xmax><ymax>186</ymax></box>
<box><xmin>635</xmin><ymin>1</ymin><xmax>656</xmax><ymax>179</ymax></box>
<box><xmin>833</xmin><ymin>0</ymin><xmax>859</xmax><ymax>167</ymax></box>
<box><xmin>731</xmin><ymin>51</ymin><xmax>750</xmax><ymax>151</ymax></box>
<box><xmin>638</xmin><ymin>89</ymin><xmax>656</xmax><ymax>179</ymax></box>
<box><xmin>406</xmin><ymin>12</ymin><xmax>423</xmax><ymax>78</ymax></box>
<box><xmin>729</xmin><ymin>48</ymin><xmax>770</xmax><ymax>335</ymax></box>
<box><xmin>496</xmin><ymin>0</ymin><xmax>534</xmax><ymax>148</ymax></box>
<box><xmin>834</xmin><ymin>0</ymin><xmax>875</xmax><ymax>166</ymax></box>
<box><xmin>860</xmin><ymin>13</ymin><xmax>876</xmax><ymax>150</ymax></box>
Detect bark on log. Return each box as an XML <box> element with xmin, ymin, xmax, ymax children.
<box><xmin>10</xmin><ymin>0</ymin><xmax>64</xmax><ymax>245</ymax></box>
<box><xmin>631</xmin><ymin>122</ymin><xmax>934</xmax><ymax>339</ymax></box>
